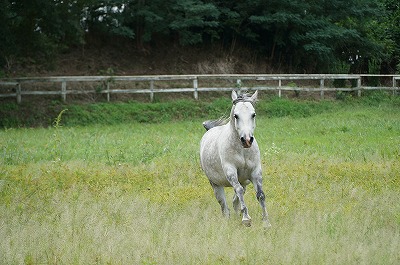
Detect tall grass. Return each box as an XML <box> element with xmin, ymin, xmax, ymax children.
<box><xmin>0</xmin><ymin>98</ymin><xmax>399</xmax><ymax>264</ymax></box>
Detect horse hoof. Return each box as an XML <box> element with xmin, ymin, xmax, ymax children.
<box><xmin>263</xmin><ymin>221</ymin><xmax>272</xmax><ymax>229</ymax></box>
<box><xmin>242</xmin><ymin>219</ymin><xmax>252</xmax><ymax>227</ymax></box>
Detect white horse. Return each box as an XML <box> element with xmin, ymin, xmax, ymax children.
<box><xmin>200</xmin><ymin>90</ymin><xmax>271</xmax><ymax>227</ymax></box>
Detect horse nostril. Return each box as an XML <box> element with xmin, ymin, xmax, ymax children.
<box><xmin>240</xmin><ymin>136</ymin><xmax>253</xmax><ymax>147</ymax></box>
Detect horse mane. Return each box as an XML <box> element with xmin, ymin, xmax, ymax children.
<box><xmin>232</xmin><ymin>92</ymin><xmax>257</xmax><ymax>105</ymax></box>
<box><xmin>202</xmin><ymin>118</ymin><xmax>228</xmax><ymax>131</ymax></box>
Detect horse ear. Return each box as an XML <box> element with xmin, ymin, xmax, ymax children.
<box><xmin>250</xmin><ymin>90</ymin><xmax>258</xmax><ymax>102</ymax></box>
<box><xmin>231</xmin><ymin>90</ymin><xmax>238</xmax><ymax>101</ymax></box>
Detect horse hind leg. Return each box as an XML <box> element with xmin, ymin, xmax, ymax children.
<box><xmin>210</xmin><ymin>182</ymin><xmax>230</xmax><ymax>217</ymax></box>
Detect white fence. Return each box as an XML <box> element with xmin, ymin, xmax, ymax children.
<box><xmin>0</xmin><ymin>74</ymin><xmax>399</xmax><ymax>103</ymax></box>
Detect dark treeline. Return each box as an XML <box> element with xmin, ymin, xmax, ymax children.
<box><xmin>1</xmin><ymin>0</ymin><xmax>399</xmax><ymax>74</ymax></box>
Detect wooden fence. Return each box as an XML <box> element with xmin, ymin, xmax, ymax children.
<box><xmin>0</xmin><ymin>74</ymin><xmax>399</xmax><ymax>103</ymax></box>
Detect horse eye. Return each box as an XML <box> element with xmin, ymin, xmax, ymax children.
<box><xmin>234</xmin><ymin>114</ymin><xmax>239</xmax><ymax>119</ymax></box>
<box><xmin>252</xmin><ymin>113</ymin><xmax>256</xmax><ymax>118</ymax></box>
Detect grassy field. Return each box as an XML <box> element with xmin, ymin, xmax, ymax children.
<box><xmin>1</xmin><ymin>97</ymin><xmax>400</xmax><ymax>264</ymax></box>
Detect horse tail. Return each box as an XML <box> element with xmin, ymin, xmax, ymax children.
<box><xmin>202</xmin><ymin>118</ymin><xmax>227</xmax><ymax>131</ymax></box>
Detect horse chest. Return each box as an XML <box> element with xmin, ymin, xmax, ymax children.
<box><xmin>231</xmin><ymin>150</ymin><xmax>256</xmax><ymax>172</ymax></box>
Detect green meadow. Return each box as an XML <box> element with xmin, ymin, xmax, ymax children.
<box><xmin>1</xmin><ymin>94</ymin><xmax>400</xmax><ymax>264</ymax></box>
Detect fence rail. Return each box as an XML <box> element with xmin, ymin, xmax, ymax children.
<box><xmin>1</xmin><ymin>74</ymin><xmax>399</xmax><ymax>103</ymax></box>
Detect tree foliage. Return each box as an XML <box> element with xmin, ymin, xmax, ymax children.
<box><xmin>0</xmin><ymin>0</ymin><xmax>398</xmax><ymax>73</ymax></box>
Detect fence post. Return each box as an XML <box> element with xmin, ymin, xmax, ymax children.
<box><xmin>150</xmin><ymin>80</ymin><xmax>154</xmax><ymax>102</ymax></box>
<box><xmin>357</xmin><ymin>77</ymin><xmax>362</xmax><ymax>97</ymax></box>
<box><xmin>278</xmin><ymin>79</ymin><xmax>282</xmax><ymax>98</ymax></box>
<box><xmin>61</xmin><ymin>81</ymin><xmax>67</xmax><ymax>103</ymax></box>
<box><xmin>16</xmin><ymin>83</ymin><xmax>21</xmax><ymax>104</ymax></box>
<box><xmin>393</xmin><ymin>76</ymin><xmax>397</xmax><ymax>96</ymax></box>
<box><xmin>320</xmin><ymin>79</ymin><xmax>325</xmax><ymax>99</ymax></box>
<box><xmin>106</xmin><ymin>81</ymin><xmax>110</xmax><ymax>102</ymax></box>
<box><xmin>193</xmin><ymin>78</ymin><xmax>198</xmax><ymax>100</ymax></box>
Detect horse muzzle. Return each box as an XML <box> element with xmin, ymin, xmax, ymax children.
<box><xmin>240</xmin><ymin>136</ymin><xmax>254</xmax><ymax>148</ymax></box>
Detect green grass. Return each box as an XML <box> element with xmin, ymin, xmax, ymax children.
<box><xmin>1</xmin><ymin>96</ymin><xmax>400</xmax><ymax>264</ymax></box>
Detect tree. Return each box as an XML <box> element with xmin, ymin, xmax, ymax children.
<box><xmin>0</xmin><ymin>0</ymin><xmax>87</xmax><ymax>65</ymax></box>
<box><xmin>0</xmin><ymin>0</ymin><xmax>17</xmax><ymax>68</ymax></box>
<box><xmin>169</xmin><ymin>0</ymin><xmax>220</xmax><ymax>45</ymax></box>
<box><xmin>247</xmin><ymin>0</ymin><xmax>386</xmax><ymax>72</ymax></box>
<box><xmin>0</xmin><ymin>0</ymin><xmax>396</xmax><ymax>74</ymax></box>
<box><xmin>83</xmin><ymin>0</ymin><xmax>135</xmax><ymax>40</ymax></box>
<box><xmin>122</xmin><ymin>0</ymin><xmax>169</xmax><ymax>50</ymax></box>
<box><xmin>382</xmin><ymin>0</ymin><xmax>400</xmax><ymax>72</ymax></box>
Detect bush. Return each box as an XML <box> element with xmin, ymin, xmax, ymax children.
<box><xmin>2</xmin><ymin>94</ymin><xmax>400</xmax><ymax>128</ymax></box>
<box><xmin>260</xmin><ymin>98</ymin><xmax>335</xmax><ymax>118</ymax></box>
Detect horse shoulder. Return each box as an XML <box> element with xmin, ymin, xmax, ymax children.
<box><xmin>200</xmin><ymin>126</ymin><xmax>220</xmax><ymax>152</ymax></box>
<box><xmin>200</xmin><ymin>126</ymin><xmax>226</xmax><ymax>171</ymax></box>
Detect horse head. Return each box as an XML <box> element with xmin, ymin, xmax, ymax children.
<box><xmin>231</xmin><ymin>90</ymin><xmax>258</xmax><ymax>148</ymax></box>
